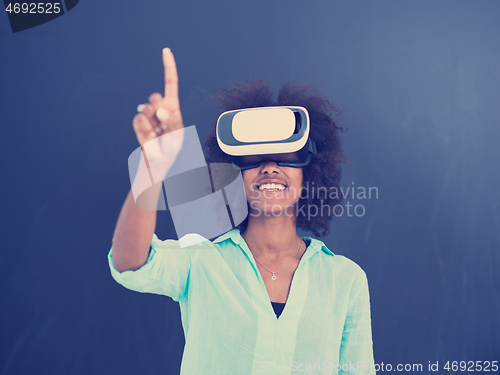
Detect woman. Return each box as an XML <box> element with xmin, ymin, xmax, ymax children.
<box><xmin>109</xmin><ymin>48</ymin><xmax>375</xmax><ymax>374</ymax></box>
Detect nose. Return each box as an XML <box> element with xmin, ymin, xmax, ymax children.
<box><xmin>260</xmin><ymin>160</ymin><xmax>280</xmax><ymax>174</ymax></box>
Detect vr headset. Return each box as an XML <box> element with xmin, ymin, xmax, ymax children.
<box><xmin>216</xmin><ymin>106</ymin><xmax>317</xmax><ymax>170</ymax></box>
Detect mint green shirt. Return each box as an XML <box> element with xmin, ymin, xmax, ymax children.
<box><xmin>108</xmin><ymin>229</ymin><xmax>375</xmax><ymax>374</ymax></box>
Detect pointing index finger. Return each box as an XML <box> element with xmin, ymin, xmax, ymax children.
<box><xmin>162</xmin><ymin>48</ymin><xmax>179</xmax><ymax>108</ymax></box>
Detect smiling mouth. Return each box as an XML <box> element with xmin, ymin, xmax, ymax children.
<box><xmin>258</xmin><ymin>183</ymin><xmax>287</xmax><ymax>191</ymax></box>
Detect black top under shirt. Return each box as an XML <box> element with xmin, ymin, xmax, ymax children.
<box><xmin>270</xmin><ymin>239</ymin><xmax>311</xmax><ymax>319</ymax></box>
<box><xmin>271</xmin><ymin>302</ymin><xmax>286</xmax><ymax>318</ymax></box>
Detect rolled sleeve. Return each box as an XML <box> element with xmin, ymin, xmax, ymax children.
<box><xmin>108</xmin><ymin>234</ymin><xmax>191</xmax><ymax>302</ymax></box>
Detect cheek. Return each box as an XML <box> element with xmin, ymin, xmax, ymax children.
<box><xmin>297</xmin><ymin>171</ymin><xmax>303</xmax><ymax>190</ymax></box>
<box><xmin>242</xmin><ymin>170</ymin><xmax>257</xmax><ymax>199</ymax></box>
<box><xmin>288</xmin><ymin>169</ymin><xmax>303</xmax><ymax>199</ymax></box>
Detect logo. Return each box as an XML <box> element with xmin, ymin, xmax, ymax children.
<box><xmin>4</xmin><ymin>0</ymin><xmax>79</xmax><ymax>33</ymax></box>
<box><xmin>128</xmin><ymin>126</ymin><xmax>248</xmax><ymax>247</ymax></box>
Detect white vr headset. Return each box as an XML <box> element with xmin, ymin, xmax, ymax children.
<box><xmin>216</xmin><ymin>106</ymin><xmax>317</xmax><ymax>170</ymax></box>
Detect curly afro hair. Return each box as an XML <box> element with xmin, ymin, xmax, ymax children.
<box><xmin>204</xmin><ymin>79</ymin><xmax>347</xmax><ymax>238</ymax></box>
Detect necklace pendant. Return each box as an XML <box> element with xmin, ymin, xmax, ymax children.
<box><xmin>271</xmin><ymin>274</ymin><xmax>276</xmax><ymax>281</ymax></box>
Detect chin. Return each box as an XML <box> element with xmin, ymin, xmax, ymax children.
<box><xmin>249</xmin><ymin>201</ymin><xmax>297</xmax><ymax>219</ymax></box>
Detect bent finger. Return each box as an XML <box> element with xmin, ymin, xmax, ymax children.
<box><xmin>149</xmin><ymin>92</ymin><xmax>163</xmax><ymax>107</ymax></box>
<box><xmin>133</xmin><ymin>113</ymin><xmax>156</xmax><ymax>142</ymax></box>
<box><xmin>141</xmin><ymin>104</ymin><xmax>163</xmax><ymax>134</ymax></box>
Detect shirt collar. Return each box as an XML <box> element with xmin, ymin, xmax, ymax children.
<box><xmin>213</xmin><ymin>229</ymin><xmax>335</xmax><ymax>260</ymax></box>
<box><xmin>212</xmin><ymin>229</ymin><xmax>241</xmax><ymax>245</ymax></box>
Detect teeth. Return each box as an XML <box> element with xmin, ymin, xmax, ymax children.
<box><xmin>258</xmin><ymin>183</ymin><xmax>286</xmax><ymax>191</ymax></box>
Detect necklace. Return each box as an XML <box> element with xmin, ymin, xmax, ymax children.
<box><xmin>253</xmin><ymin>239</ymin><xmax>303</xmax><ymax>281</ymax></box>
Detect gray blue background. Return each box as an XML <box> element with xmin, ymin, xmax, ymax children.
<box><xmin>1</xmin><ymin>1</ymin><xmax>499</xmax><ymax>374</ymax></box>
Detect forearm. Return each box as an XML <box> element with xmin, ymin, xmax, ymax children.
<box><xmin>111</xmin><ymin>187</ymin><xmax>161</xmax><ymax>272</ymax></box>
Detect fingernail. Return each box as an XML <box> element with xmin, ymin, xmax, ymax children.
<box><xmin>163</xmin><ymin>47</ymin><xmax>171</xmax><ymax>54</ymax></box>
<box><xmin>149</xmin><ymin>131</ymin><xmax>156</xmax><ymax>138</ymax></box>
<box><xmin>137</xmin><ymin>103</ymin><xmax>146</xmax><ymax>112</ymax></box>
<box><xmin>161</xmin><ymin>123</ymin><xmax>167</xmax><ymax>130</ymax></box>
<box><xmin>156</xmin><ymin>107</ymin><xmax>170</xmax><ymax>121</ymax></box>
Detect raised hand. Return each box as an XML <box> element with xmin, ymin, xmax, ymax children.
<box><xmin>132</xmin><ymin>48</ymin><xmax>185</xmax><ymax>171</ymax></box>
